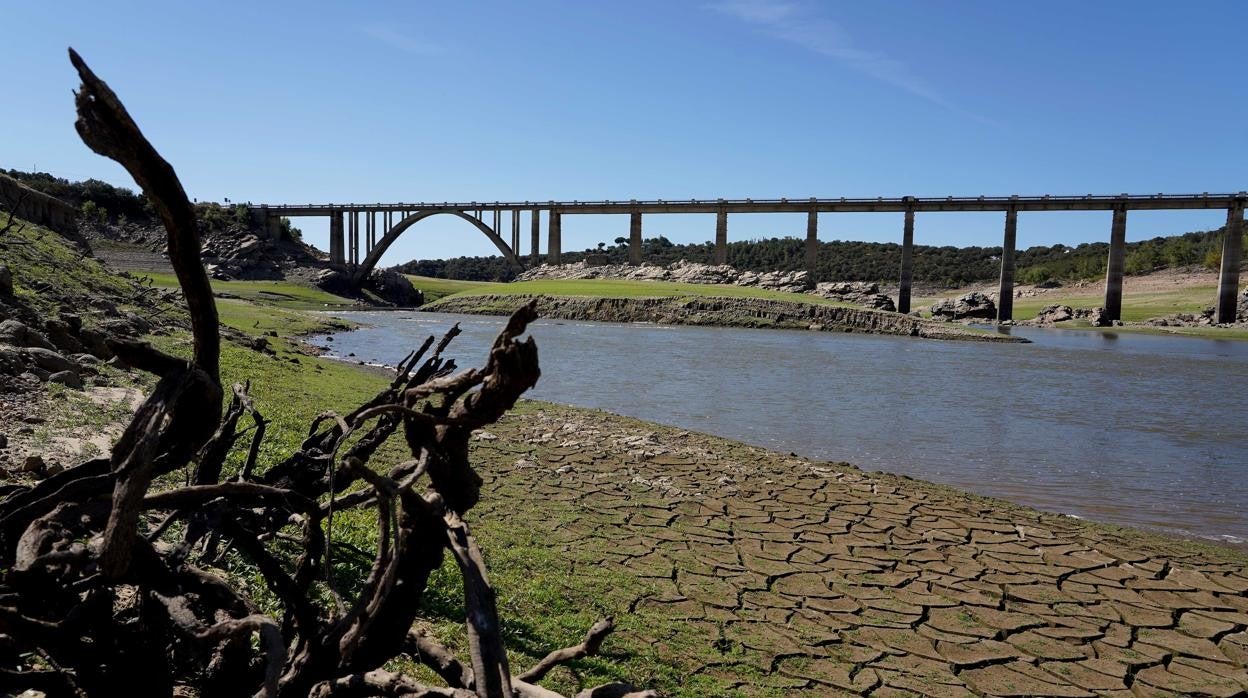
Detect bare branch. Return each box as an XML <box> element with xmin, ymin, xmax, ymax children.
<box><xmin>518</xmin><ymin>618</ymin><xmax>615</xmax><ymax>683</ymax></box>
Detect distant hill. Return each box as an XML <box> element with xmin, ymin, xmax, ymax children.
<box><xmin>393</xmin><ymin>226</ymin><xmax>1240</xmax><ymax>287</ymax></box>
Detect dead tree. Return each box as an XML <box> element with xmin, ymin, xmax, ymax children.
<box><xmin>0</xmin><ymin>49</ymin><xmax>654</xmax><ymax>698</ymax></box>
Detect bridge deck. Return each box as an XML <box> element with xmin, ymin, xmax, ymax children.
<box><xmin>257</xmin><ymin>193</ymin><xmax>1246</xmax><ymax>216</ymax></box>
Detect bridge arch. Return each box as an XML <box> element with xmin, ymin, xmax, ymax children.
<box><xmin>349</xmin><ymin>209</ymin><xmax>525</xmax><ymax>287</ymax></box>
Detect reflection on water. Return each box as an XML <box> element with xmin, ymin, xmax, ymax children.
<box><xmin>317</xmin><ymin>312</ymin><xmax>1248</xmax><ymax>545</ymax></box>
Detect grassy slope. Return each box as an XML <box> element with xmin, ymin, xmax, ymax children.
<box><xmin>404</xmin><ymin>274</ymin><xmax>501</xmax><ymax>302</ymax></box>
<box><xmin>138</xmin><ymin>271</ymin><xmax>357</xmax><ymax>335</ymax></box>
<box><xmin>911</xmin><ymin>281</ymin><xmax>1248</xmax><ymax>339</ymax></box>
<box><xmin>149</xmin><ymin>321</ymin><xmax>700</xmax><ymax>694</ymax></box>
<box><xmin>2</xmin><ymin>222</ymin><xmax>135</xmax><ymax>316</ymax></box>
<box><xmin>438</xmin><ymin>277</ymin><xmax>851</xmax><ymax>307</ymax></box>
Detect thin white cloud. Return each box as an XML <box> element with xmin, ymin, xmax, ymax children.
<box><xmin>707</xmin><ymin>0</ymin><xmax>992</xmax><ymax>124</ymax></box>
<box><xmin>359</xmin><ymin>23</ymin><xmax>446</xmax><ymax>56</ymax></box>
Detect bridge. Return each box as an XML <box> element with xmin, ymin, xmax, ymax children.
<box><xmin>249</xmin><ymin>193</ymin><xmax>1247</xmax><ymax>324</ymax></box>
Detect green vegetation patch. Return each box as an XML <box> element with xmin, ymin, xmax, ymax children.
<box><xmin>404</xmin><ymin>274</ymin><xmax>501</xmax><ymax>302</ymax></box>
<box><xmin>140</xmin><ymin>272</ymin><xmax>356</xmax><ymax>310</ymax></box>
<box><xmin>0</xmin><ymin>219</ymin><xmax>135</xmax><ymax>316</ymax></box>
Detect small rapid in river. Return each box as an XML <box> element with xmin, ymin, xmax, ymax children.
<box><xmin>315</xmin><ymin>312</ymin><xmax>1248</xmax><ymax>546</ymax></box>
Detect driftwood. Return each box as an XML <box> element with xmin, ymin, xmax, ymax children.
<box><xmin>0</xmin><ymin>49</ymin><xmax>654</xmax><ymax>698</ymax></box>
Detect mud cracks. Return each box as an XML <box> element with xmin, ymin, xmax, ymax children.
<box><xmin>471</xmin><ymin>404</ymin><xmax>1248</xmax><ymax>696</ymax></box>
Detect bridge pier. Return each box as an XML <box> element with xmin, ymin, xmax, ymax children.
<box><xmin>351</xmin><ymin>211</ymin><xmax>360</xmax><ymax>267</ymax></box>
<box><xmin>329</xmin><ymin>211</ymin><xmax>344</xmax><ymax>266</ymax></box>
<box><xmin>997</xmin><ymin>205</ymin><xmax>1018</xmax><ymax>323</ymax></box>
<box><xmin>1104</xmin><ymin>206</ymin><xmax>1128</xmax><ymax>323</ymax></box>
<box><xmin>629</xmin><ymin>210</ymin><xmax>643</xmax><ymax>265</ymax></box>
<box><xmin>530</xmin><ymin>209</ymin><xmax>540</xmax><ymax>267</ymax></box>
<box><xmin>1216</xmin><ymin>201</ymin><xmax>1244</xmax><ymax>323</ymax></box>
<box><xmin>511</xmin><ymin>210</ymin><xmax>520</xmax><ymax>255</ymax></box>
<box><xmin>898</xmin><ymin>202</ymin><xmax>915</xmax><ymax>314</ymax></box>
<box><xmin>805</xmin><ymin>208</ymin><xmax>818</xmax><ymax>288</ymax></box>
<box><xmin>714</xmin><ymin>206</ymin><xmax>727</xmax><ymax>265</ymax></box>
<box><xmin>549</xmin><ymin>210</ymin><xmax>562</xmax><ymax>264</ymax></box>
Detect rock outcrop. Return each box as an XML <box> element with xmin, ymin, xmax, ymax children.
<box><xmin>517</xmin><ymin>260</ymin><xmax>811</xmax><ymax>293</ymax></box>
<box><xmin>1023</xmin><ymin>304</ymin><xmax>1114</xmax><ymax>327</ymax></box>
<box><xmin>808</xmin><ymin>282</ymin><xmax>896</xmax><ymax>311</ymax></box>
<box><xmin>930</xmin><ymin>292</ymin><xmax>996</xmax><ymax>320</ymax></box>
<box><xmin>364</xmin><ymin>269</ymin><xmax>423</xmax><ymax>307</ymax></box>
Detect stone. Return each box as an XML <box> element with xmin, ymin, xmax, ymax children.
<box><xmin>58</xmin><ymin>312</ymin><xmax>82</xmax><ymax>332</ymax></box>
<box><xmin>47</xmin><ymin>370</ymin><xmax>83</xmax><ymax>389</ymax></box>
<box><xmin>232</xmin><ymin>234</ymin><xmax>264</xmax><ymax>258</ymax></box>
<box><xmin>1030</xmin><ymin>304</ymin><xmax>1074</xmax><ymax>325</ymax></box>
<box><xmin>43</xmin><ymin>319</ymin><xmax>84</xmax><ymax>354</ymax></box>
<box><xmin>0</xmin><ymin>434</ymin><xmax>7</xmax><ymax>449</ymax></box>
<box><xmin>930</xmin><ymin>292</ymin><xmax>996</xmax><ymax>320</ymax></box>
<box><xmin>0</xmin><ymin>320</ymin><xmax>56</xmax><ymax>350</ymax></box>
<box><xmin>0</xmin><ymin>264</ymin><xmax>11</xmax><ymax>296</ymax></box>
<box><xmin>517</xmin><ymin>259</ymin><xmax>811</xmax><ymax>294</ymax></box>
<box><xmin>366</xmin><ymin>269</ymin><xmax>423</xmax><ymax>306</ymax></box>
<box><xmin>0</xmin><ymin>346</ymin><xmax>23</xmax><ymax>375</ymax></box>
<box><xmin>21</xmin><ymin>348</ymin><xmax>76</xmax><ymax>374</ymax></box>
<box><xmin>21</xmin><ymin>455</ymin><xmax>44</xmax><ymax>474</ymax></box>
<box><xmin>809</xmin><ymin>282</ymin><xmax>897</xmax><ymax>311</ymax></box>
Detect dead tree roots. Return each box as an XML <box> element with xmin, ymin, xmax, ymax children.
<box><xmin>0</xmin><ymin>50</ymin><xmax>653</xmax><ymax>698</ymax></box>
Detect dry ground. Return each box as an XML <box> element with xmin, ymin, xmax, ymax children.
<box><xmin>468</xmin><ymin>402</ymin><xmax>1248</xmax><ymax>696</ymax></box>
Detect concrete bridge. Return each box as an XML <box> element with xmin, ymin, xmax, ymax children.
<box><xmin>250</xmin><ymin>192</ymin><xmax>1247</xmax><ymax>324</ymax></box>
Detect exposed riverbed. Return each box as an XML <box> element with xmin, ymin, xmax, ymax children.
<box><xmin>315</xmin><ymin>311</ymin><xmax>1248</xmax><ymax>546</ymax></box>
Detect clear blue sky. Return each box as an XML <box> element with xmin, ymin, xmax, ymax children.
<box><xmin>3</xmin><ymin>1</ymin><xmax>1244</xmax><ymax>264</ymax></box>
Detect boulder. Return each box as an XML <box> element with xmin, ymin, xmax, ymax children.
<box><xmin>810</xmin><ymin>282</ymin><xmax>896</xmax><ymax>311</ymax></box>
<box><xmin>930</xmin><ymin>292</ymin><xmax>996</xmax><ymax>320</ymax></box>
<box><xmin>314</xmin><ymin>268</ymin><xmax>350</xmax><ymax>295</ymax></box>
<box><xmin>22</xmin><ymin>455</ymin><xmax>44</xmax><ymax>474</ymax></box>
<box><xmin>1031</xmin><ymin>304</ymin><xmax>1074</xmax><ymax>325</ymax></box>
<box><xmin>231</xmin><ymin>235</ymin><xmax>264</xmax><ymax>258</ymax></box>
<box><xmin>0</xmin><ymin>346</ymin><xmax>22</xmax><ymax>376</ymax></box>
<box><xmin>22</xmin><ymin>348</ymin><xmax>76</xmax><ymax>374</ymax></box>
<box><xmin>47</xmin><ymin>370</ymin><xmax>83</xmax><ymax>389</ymax></box>
<box><xmin>366</xmin><ymin>269</ymin><xmax>423</xmax><ymax>307</ymax></box>
<box><xmin>77</xmin><ymin>328</ymin><xmax>115</xmax><ymax>360</ymax></box>
<box><xmin>0</xmin><ymin>320</ymin><xmax>56</xmax><ymax>350</ymax></box>
<box><xmin>43</xmin><ymin>319</ymin><xmax>84</xmax><ymax>354</ymax></box>
<box><xmin>0</xmin><ymin>264</ymin><xmax>11</xmax><ymax>296</ymax></box>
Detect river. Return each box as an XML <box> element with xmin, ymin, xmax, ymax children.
<box><xmin>316</xmin><ymin>312</ymin><xmax>1248</xmax><ymax>546</ymax></box>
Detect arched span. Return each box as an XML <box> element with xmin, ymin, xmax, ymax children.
<box><xmin>349</xmin><ymin>209</ymin><xmax>524</xmax><ymax>287</ymax></box>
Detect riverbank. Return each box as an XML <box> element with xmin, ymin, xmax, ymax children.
<box><xmin>301</xmin><ymin>319</ymin><xmax>1248</xmax><ymax>694</ymax></box>
<box><xmin>422</xmin><ymin>293</ymin><xmax>1025</xmax><ymax>343</ymax></box>
<box><xmin>10</xmin><ymin>219</ymin><xmax>1246</xmax><ymax>694</ymax></box>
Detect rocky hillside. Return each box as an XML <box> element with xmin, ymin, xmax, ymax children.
<box><xmin>0</xmin><ymin>214</ymin><xmax>187</xmax><ymax>473</ymax></box>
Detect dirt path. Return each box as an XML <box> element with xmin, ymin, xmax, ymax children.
<box><xmin>474</xmin><ymin>403</ymin><xmax>1248</xmax><ymax>696</ymax></box>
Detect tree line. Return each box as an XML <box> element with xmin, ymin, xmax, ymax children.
<box><xmin>392</xmin><ymin>226</ymin><xmax>1241</xmax><ymax>286</ymax></box>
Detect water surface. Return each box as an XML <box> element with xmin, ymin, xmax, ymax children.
<box><xmin>317</xmin><ymin>312</ymin><xmax>1248</xmax><ymax>545</ymax></box>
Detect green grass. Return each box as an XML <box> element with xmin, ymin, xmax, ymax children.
<box><xmin>1009</xmin><ymin>285</ymin><xmax>1220</xmax><ymax>322</ymax></box>
<box><xmin>0</xmin><ymin>220</ymin><xmax>136</xmax><ymax>316</ymax></box>
<box><xmin>404</xmin><ymin>275</ymin><xmax>501</xmax><ymax>302</ymax></box>
<box><xmin>137</xmin><ymin>272</ymin><xmax>358</xmax><ymax>335</ymax></box>
<box><xmin>442</xmin><ymin>277</ymin><xmax>850</xmax><ymax>306</ymax></box>
<box><xmin>139</xmin><ymin>271</ymin><xmax>357</xmax><ymax>310</ymax></box>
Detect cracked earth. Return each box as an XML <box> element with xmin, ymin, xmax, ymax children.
<box><xmin>469</xmin><ymin>402</ymin><xmax>1248</xmax><ymax>696</ymax></box>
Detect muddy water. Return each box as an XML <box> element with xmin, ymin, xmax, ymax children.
<box><xmin>317</xmin><ymin>312</ymin><xmax>1248</xmax><ymax>545</ymax></box>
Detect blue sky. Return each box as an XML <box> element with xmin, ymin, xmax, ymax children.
<box><xmin>3</xmin><ymin>1</ymin><xmax>1244</xmax><ymax>264</ymax></box>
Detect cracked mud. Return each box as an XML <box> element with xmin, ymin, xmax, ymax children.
<box><xmin>470</xmin><ymin>402</ymin><xmax>1248</xmax><ymax>696</ymax></box>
